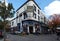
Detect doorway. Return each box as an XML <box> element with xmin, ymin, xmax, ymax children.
<box><xmin>29</xmin><ymin>26</ymin><xmax>33</xmax><ymax>34</ymax></box>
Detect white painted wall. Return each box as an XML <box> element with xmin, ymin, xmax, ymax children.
<box><xmin>11</xmin><ymin>0</ymin><xmax>46</xmax><ymax>28</ymax></box>
<box><xmin>11</xmin><ymin>19</ymin><xmax>17</xmax><ymax>28</ymax></box>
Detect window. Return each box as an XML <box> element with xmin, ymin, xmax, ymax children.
<box><xmin>19</xmin><ymin>13</ymin><xmax>22</xmax><ymax>17</ymax></box>
<box><xmin>41</xmin><ymin>17</ymin><xmax>44</xmax><ymax>22</ymax></box>
<box><xmin>24</xmin><ymin>12</ymin><xmax>27</xmax><ymax>19</ymax></box>
<box><xmin>44</xmin><ymin>17</ymin><xmax>46</xmax><ymax>22</ymax></box>
<box><xmin>41</xmin><ymin>17</ymin><xmax>43</xmax><ymax>20</ymax></box>
<box><xmin>34</xmin><ymin>5</ymin><xmax>36</xmax><ymax>11</ymax></box>
<box><xmin>17</xmin><ymin>23</ymin><xmax>20</xmax><ymax>31</ymax></box>
<box><xmin>38</xmin><ymin>10</ymin><xmax>40</xmax><ymax>14</ymax></box>
<box><xmin>16</xmin><ymin>16</ymin><xmax>18</xmax><ymax>18</ymax></box>
<box><xmin>38</xmin><ymin>16</ymin><xmax>40</xmax><ymax>20</ymax></box>
<box><xmin>33</xmin><ymin>13</ymin><xmax>36</xmax><ymax>19</ymax></box>
<box><xmin>12</xmin><ymin>22</ymin><xmax>14</xmax><ymax>26</ymax></box>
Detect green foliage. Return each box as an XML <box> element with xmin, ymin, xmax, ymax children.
<box><xmin>0</xmin><ymin>2</ymin><xmax>15</xmax><ymax>30</ymax></box>
<box><xmin>0</xmin><ymin>2</ymin><xmax>15</xmax><ymax>20</ymax></box>
<box><xmin>0</xmin><ymin>20</ymin><xmax>4</xmax><ymax>30</ymax></box>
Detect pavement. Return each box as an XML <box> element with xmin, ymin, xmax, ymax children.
<box><xmin>0</xmin><ymin>34</ymin><xmax>60</xmax><ymax>41</ymax></box>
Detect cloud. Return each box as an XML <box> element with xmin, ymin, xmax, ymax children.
<box><xmin>1</xmin><ymin>0</ymin><xmax>8</xmax><ymax>6</ymax></box>
<box><xmin>44</xmin><ymin>0</ymin><xmax>60</xmax><ymax>17</ymax></box>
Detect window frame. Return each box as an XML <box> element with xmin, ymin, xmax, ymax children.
<box><xmin>34</xmin><ymin>5</ymin><xmax>36</xmax><ymax>11</ymax></box>
<box><xmin>33</xmin><ymin>13</ymin><xmax>36</xmax><ymax>19</ymax></box>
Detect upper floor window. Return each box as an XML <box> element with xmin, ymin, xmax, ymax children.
<box><xmin>44</xmin><ymin>17</ymin><xmax>46</xmax><ymax>22</ymax></box>
<box><xmin>19</xmin><ymin>13</ymin><xmax>22</xmax><ymax>17</ymax></box>
<box><xmin>16</xmin><ymin>16</ymin><xmax>18</xmax><ymax>18</ymax></box>
<box><xmin>38</xmin><ymin>10</ymin><xmax>40</xmax><ymax>14</ymax></box>
<box><xmin>38</xmin><ymin>16</ymin><xmax>40</xmax><ymax>20</ymax></box>
<box><xmin>34</xmin><ymin>5</ymin><xmax>36</xmax><ymax>11</ymax></box>
<box><xmin>41</xmin><ymin>17</ymin><xmax>43</xmax><ymax>20</ymax></box>
<box><xmin>33</xmin><ymin>13</ymin><xmax>36</xmax><ymax>19</ymax></box>
<box><xmin>12</xmin><ymin>22</ymin><xmax>14</xmax><ymax>26</ymax></box>
<box><xmin>24</xmin><ymin>12</ymin><xmax>28</xmax><ymax>19</ymax></box>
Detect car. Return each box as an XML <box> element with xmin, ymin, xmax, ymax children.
<box><xmin>56</xmin><ymin>27</ymin><xmax>60</xmax><ymax>32</ymax></box>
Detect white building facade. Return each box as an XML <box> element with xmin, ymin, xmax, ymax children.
<box><xmin>11</xmin><ymin>0</ymin><xmax>48</xmax><ymax>34</ymax></box>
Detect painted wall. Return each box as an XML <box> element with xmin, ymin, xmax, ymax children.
<box><xmin>10</xmin><ymin>1</ymin><xmax>47</xmax><ymax>31</ymax></box>
<box><xmin>11</xmin><ymin>19</ymin><xmax>17</xmax><ymax>28</ymax></box>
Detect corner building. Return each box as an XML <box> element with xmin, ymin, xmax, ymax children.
<box><xmin>11</xmin><ymin>0</ymin><xmax>48</xmax><ymax>34</ymax></box>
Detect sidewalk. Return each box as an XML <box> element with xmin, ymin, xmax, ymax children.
<box><xmin>0</xmin><ymin>39</ymin><xmax>3</xmax><ymax>41</ymax></box>
<box><xmin>0</xmin><ymin>39</ymin><xmax>10</xmax><ymax>41</ymax></box>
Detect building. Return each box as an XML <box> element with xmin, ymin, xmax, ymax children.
<box><xmin>10</xmin><ymin>0</ymin><xmax>48</xmax><ymax>34</ymax></box>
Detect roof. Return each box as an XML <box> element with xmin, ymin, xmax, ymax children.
<box><xmin>10</xmin><ymin>18</ymin><xmax>16</xmax><ymax>21</ymax></box>
<box><xmin>16</xmin><ymin>0</ymin><xmax>41</xmax><ymax>12</ymax></box>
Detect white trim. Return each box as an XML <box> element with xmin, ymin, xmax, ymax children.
<box><xmin>27</xmin><ymin>26</ymin><xmax>29</xmax><ymax>33</ymax></box>
<box><xmin>33</xmin><ymin>26</ymin><xmax>35</xmax><ymax>33</ymax></box>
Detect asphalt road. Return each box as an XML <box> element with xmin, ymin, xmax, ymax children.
<box><xmin>0</xmin><ymin>34</ymin><xmax>60</xmax><ymax>41</ymax></box>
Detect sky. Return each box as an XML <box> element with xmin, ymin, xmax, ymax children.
<box><xmin>1</xmin><ymin>0</ymin><xmax>60</xmax><ymax>20</ymax></box>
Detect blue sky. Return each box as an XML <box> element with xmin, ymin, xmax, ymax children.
<box><xmin>35</xmin><ymin>0</ymin><xmax>53</xmax><ymax>11</ymax></box>
<box><xmin>7</xmin><ymin>0</ymin><xmax>53</xmax><ymax>11</ymax></box>
<box><xmin>5</xmin><ymin>0</ymin><xmax>60</xmax><ymax>19</ymax></box>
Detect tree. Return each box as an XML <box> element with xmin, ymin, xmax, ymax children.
<box><xmin>48</xmin><ymin>20</ymin><xmax>53</xmax><ymax>29</ymax></box>
<box><xmin>49</xmin><ymin>14</ymin><xmax>60</xmax><ymax>28</ymax></box>
<box><xmin>0</xmin><ymin>0</ymin><xmax>15</xmax><ymax>41</ymax></box>
<box><xmin>0</xmin><ymin>19</ymin><xmax>4</xmax><ymax>30</ymax></box>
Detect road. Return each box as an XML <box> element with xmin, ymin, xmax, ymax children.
<box><xmin>0</xmin><ymin>34</ymin><xmax>60</xmax><ymax>41</ymax></box>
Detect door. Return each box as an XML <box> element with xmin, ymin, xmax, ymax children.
<box><xmin>29</xmin><ymin>26</ymin><xmax>33</xmax><ymax>34</ymax></box>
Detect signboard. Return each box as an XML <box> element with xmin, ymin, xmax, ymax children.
<box><xmin>27</xmin><ymin>6</ymin><xmax>33</xmax><ymax>12</ymax></box>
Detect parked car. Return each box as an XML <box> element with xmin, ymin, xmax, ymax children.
<box><xmin>56</xmin><ymin>27</ymin><xmax>60</xmax><ymax>40</ymax></box>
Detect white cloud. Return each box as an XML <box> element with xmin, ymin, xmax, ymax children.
<box><xmin>44</xmin><ymin>0</ymin><xmax>60</xmax><ymax>17</ymax></box>
<box><xmin>1</xmin><ymin>0</ymin><xmax>8</xmax><ymax>6</ymax></box>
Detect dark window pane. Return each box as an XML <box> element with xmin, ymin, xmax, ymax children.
<box><xmin>19</xmin><ymin>13</ymin><xmax>22</xmax><ymax>17</ymax></box>
<box><xmin>33</xmin><ymin>13</ymin><xmax>36</xmax><ymax>19</ymax></box>
<box><xmin>38</xmin><ymin>16</ymin><xmax>40</xmax><ymax>20</ymax></box>
<box><xmin>24</xmin><ymin>12</ymin><xmax>27</xmax><ymax>19</ymax></box>
<box><xmin>38</xmin><ymin>10</ymin><xmax>40</xmax><ymax>14</ymax></box>
<box><xmin>12</xmin><ymin>22</ymin><xmax>14</xmax><ymax>26</ymax></box>
<box><xmin>17</xmin><ymin>23</ymin><xmax>20</xmax><ymax>31</ymax></box>
<box><xmin>34</xmin><ymin>5</ymin><xmax>36</xmax><ymax>11</ymax></box>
